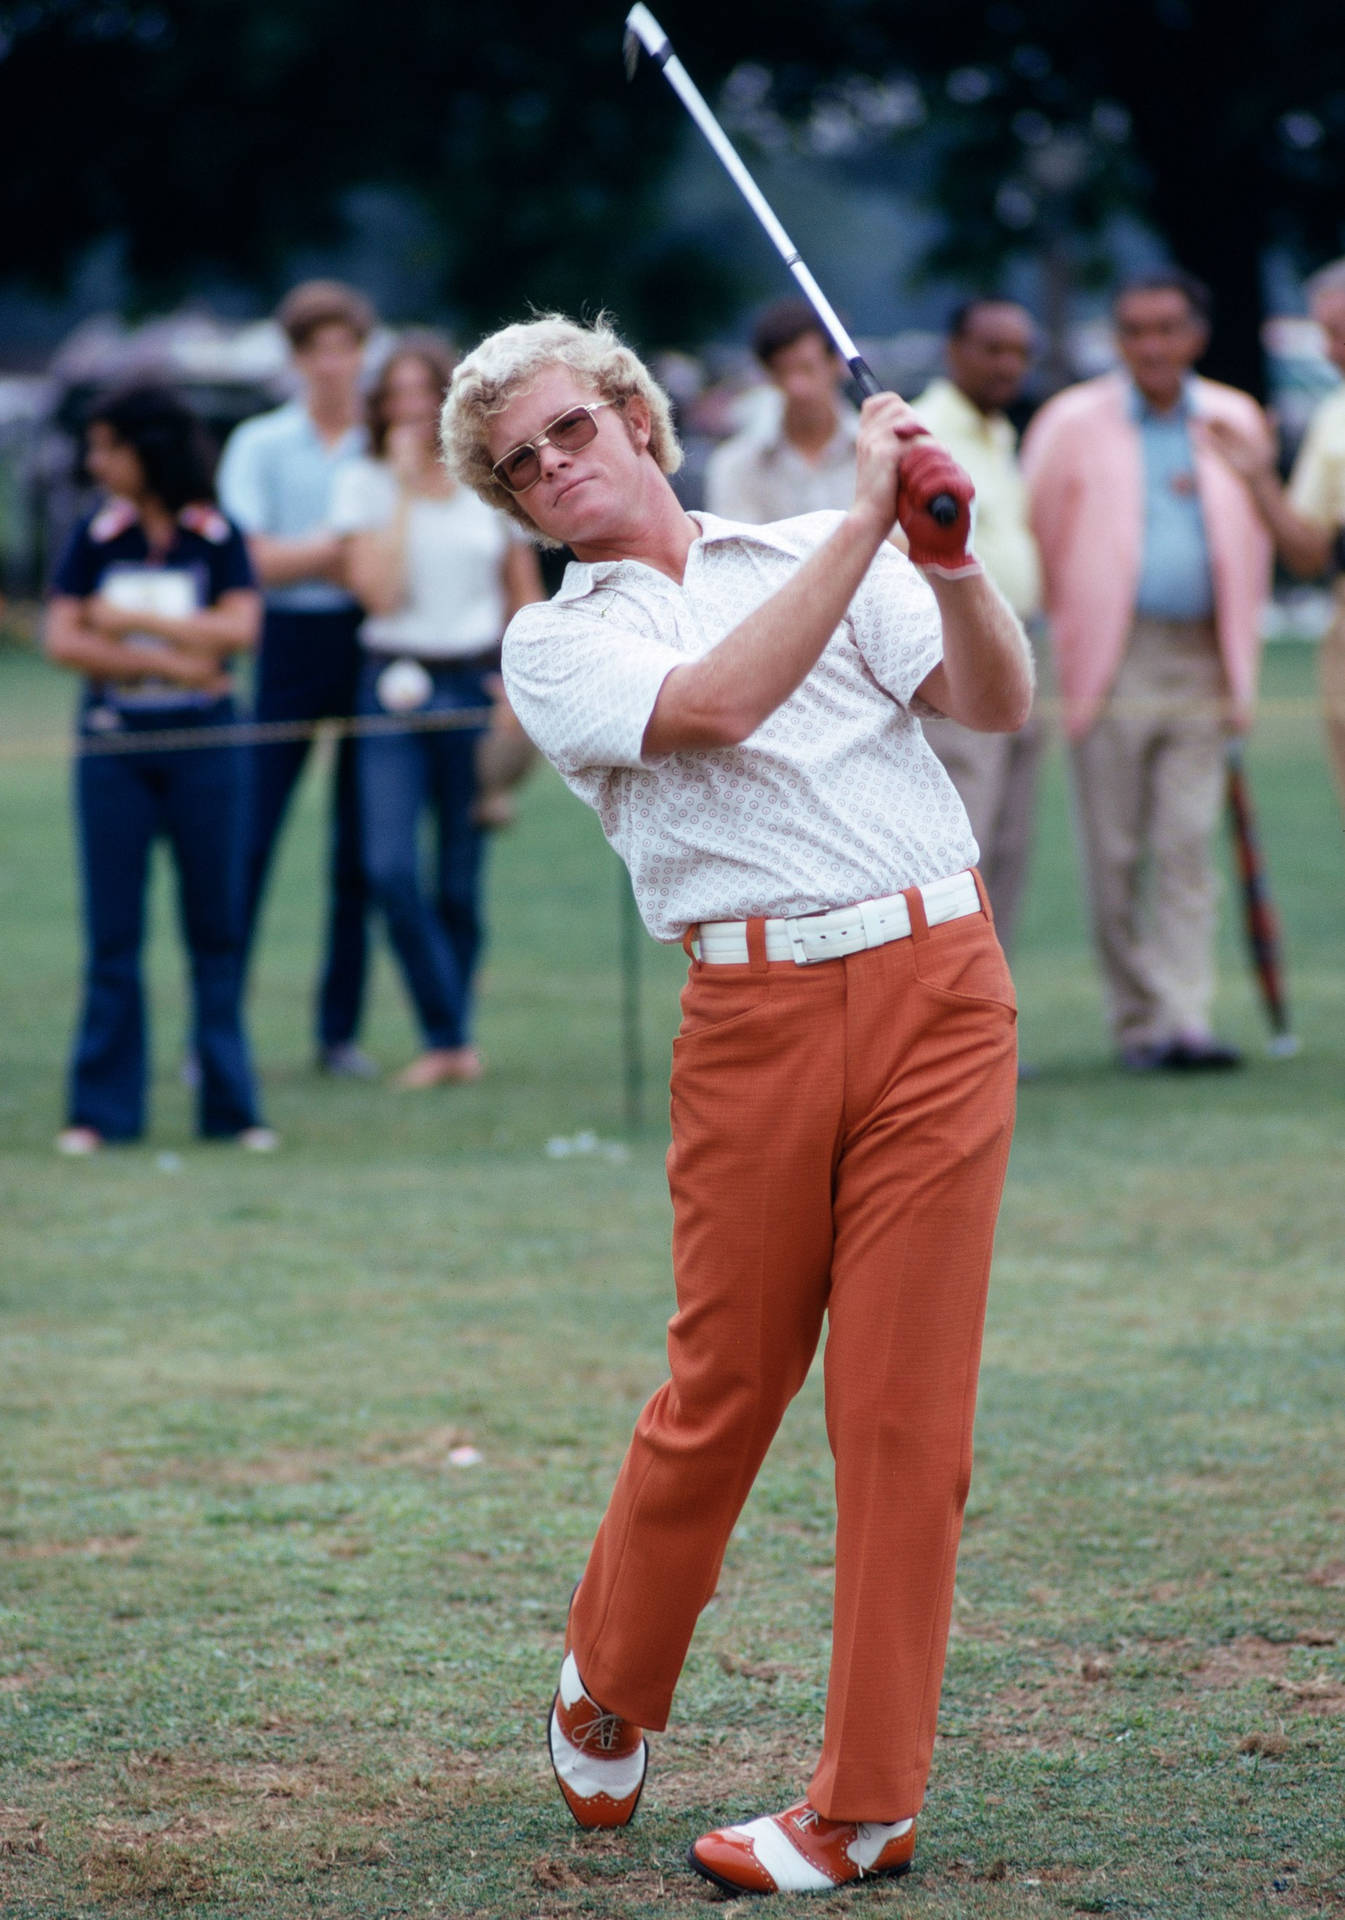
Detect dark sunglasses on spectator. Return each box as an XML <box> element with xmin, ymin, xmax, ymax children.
<box><xmin>491</xmin><ymin>401</ymin><xmax>618</xmax><ymax>495</ymax></box>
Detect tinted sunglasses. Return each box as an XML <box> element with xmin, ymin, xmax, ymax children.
<box><xmin>491</xmin><ymin>400</ymin><xmax>618</xmax><ymax>495</ymax></box>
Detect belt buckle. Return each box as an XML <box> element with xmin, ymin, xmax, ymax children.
<box><xmin>785</xmin><ymin>917</ymin><xmax>814</xmax><ymax>966</ymax></box>
<box><xmin>787</xmin><ymin>906</ymin><xmax>864</xmax><ymax>965</ymax></box>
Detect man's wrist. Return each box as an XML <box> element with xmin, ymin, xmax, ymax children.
<box><xmin>918</xmin><ymin>555</ymin><xmax>984</xmax><ymax>584</ymax></box>
<box><xmin>842</xmin><ymin>500</ymin><xmax>897</xmax><ymax>552</ymax></box>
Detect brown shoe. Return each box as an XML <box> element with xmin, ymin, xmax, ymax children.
<box><xmin>689</xmin><ymin>1800</ymin><xmax>916</xmax><ymax>1896</ymax></box>
<box><xmin>547</xmin><ymin>1653</ymin><xmax>648</xmax><ymax>1830</ymax></box>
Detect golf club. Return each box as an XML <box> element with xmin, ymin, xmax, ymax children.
<box><xmin>623</xmin><ymin>3</ymin><xmax>957</xmax><ymax>526</ymax></box>
<box><xmin>1225</xmin><ymin>739</ymin><xmax>1298</xmax><ymax>1057</ymax></box>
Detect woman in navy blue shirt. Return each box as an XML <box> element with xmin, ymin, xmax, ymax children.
<box><xmin>45</xmin><ymin>384</ymin><xmax>275</xmax><ymax>1154</ymax></box>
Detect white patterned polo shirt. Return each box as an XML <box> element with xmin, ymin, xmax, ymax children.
<box><xmin>502</xmin><ymin>510</ymin><xmax>977</xmax><ymax>942</ymax></box>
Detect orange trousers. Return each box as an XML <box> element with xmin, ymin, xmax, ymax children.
<box><xmin>570</xmin><ymin>877</ymin><xmax>1017</xmax><ymax>1822</ymax></box>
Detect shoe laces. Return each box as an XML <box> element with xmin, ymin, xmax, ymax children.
<box><xmin>791</xmin><ymin>1805</ymin><xmax>847</xmax><ymax>1836</ymax></box>
<box><xmin>572</xmin><ymin>1704</ymin><xmax>626</xmax><ymax>1752</ymax></box>
<box><xmin>792</xmin><ymin>1804</ymin><xmax>874</xmax><ymax>1872</ymax></box>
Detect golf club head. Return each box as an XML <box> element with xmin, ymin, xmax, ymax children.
<box><xmin>624</xmin><ymin>5</ymin><xmax>666</xmax><ymax>80</ymax></box>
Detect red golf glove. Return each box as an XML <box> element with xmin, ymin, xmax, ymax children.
<box><xmin>896</xmin><ymin>440</ymin><xmax>981</xmax><ymax>578</ymax></box>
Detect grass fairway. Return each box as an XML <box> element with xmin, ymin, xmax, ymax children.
<box><xmin>2</xmin><ymin>630</ymin><xmax>1343</xmax><ymax>1920</ymax></box>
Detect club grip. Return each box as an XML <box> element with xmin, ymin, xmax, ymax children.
<box><xmin>928</xmin><ymin>491</ymin><xmax>958</xmax><ymax>527</ymax></box>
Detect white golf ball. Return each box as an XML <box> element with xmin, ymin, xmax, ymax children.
<box><xmin>377</xmin><ymin>658</ymin><xmax>433</xmax><ymax>712</ymax></box>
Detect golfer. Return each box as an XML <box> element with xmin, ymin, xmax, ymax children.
<box><xmin>441</xmin><ymin>314</ymin><xmax>1031</xmax><ymax>1897</ymax></box>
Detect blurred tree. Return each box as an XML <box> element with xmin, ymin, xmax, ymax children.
<box><xmin>1</xmin><ymin>0</ymin><xmax>1343</xmax><ymax>388</ymax></box>
<box><xmin>672</xmin><ymin>0</ymin><xmax>1345</xmax><ymax>394</ymax></box>
<box><xmin>0</xmin><ymin>0</ymin><xmax>726</xmax><ymax>346</ymax></box>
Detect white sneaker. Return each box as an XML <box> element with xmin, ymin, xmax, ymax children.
<box><xmin>237</xmin><ymin>1127</ymin><xmax>280</xmax><ymax>1152</ymax></box>
<box><xmin>55</xmin><ymin>1127</ymin><xmax>102</xmax><ymax>1157</ymax></box>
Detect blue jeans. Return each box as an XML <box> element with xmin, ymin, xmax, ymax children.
<box><xmin>357</xmin><ymin>659</ymin><xmax>490</xmax><ymax>1050</ymax></box>
<box><xmin>239</xmin><ymin>606</ymin><xmax>369</xmax><ymax>1050</ymax></box>
<box><xmin>68</xmin><ymin>701</ymin><xmax>263</xmax><ymax>1141</ymax></box>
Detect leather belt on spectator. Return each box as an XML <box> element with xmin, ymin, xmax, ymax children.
<box><xmin>690</xmin><ymin>870</ymin><xmax>981</xmax><ymax>966</ymax></box>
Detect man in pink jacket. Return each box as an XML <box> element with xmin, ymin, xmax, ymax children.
<box><xmin>1021</xmin><ymin>271</ymin><xmax>1272</xmax><ymax>1069</ymax></box>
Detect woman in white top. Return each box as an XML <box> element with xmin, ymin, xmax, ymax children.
<box><xmin>332</xmin><ymin>336</ymin><xmax>543</xmax><ymax>1087</ymax></box>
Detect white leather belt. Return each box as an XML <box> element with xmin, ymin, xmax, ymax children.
<box><xmin>691</xmin><ymin>870</ymin><xmax>981</xmax><ymax>966</ymax></box>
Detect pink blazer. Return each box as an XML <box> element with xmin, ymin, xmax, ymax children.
<box><xmin>1020</xmin><ymin>372</ymin><xmax>1272</xmax><ymax>739</ymax></box>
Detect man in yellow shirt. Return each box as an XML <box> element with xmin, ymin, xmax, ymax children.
<box><xmin>913</xmin><ymin>302</ymin><xmax>1044</xmax><ymax>955</ymax></box>
<box><xmin>1206</xmin><ymin>258</ymin><xmax>1345</xmax><ymax>812</ymax></box>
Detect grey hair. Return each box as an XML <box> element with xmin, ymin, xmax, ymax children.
<box><xmin>440</xmin><ymin>312</ymin><xmax>682</xmax><ymax>545</ymax></box>
<box><xmin>1305</xmin><ymin>257</ymin><xmax>1345</xmax><ymax>311</ymax></box>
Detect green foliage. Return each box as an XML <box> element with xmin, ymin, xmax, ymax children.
<box><xmin>5</xmin><ymin>0</ymin><xmax>1345</xmax><ymax>376</ymax></box>
<box><xmin>1</xmin><ymin>641</ymin><xmax>1344</xmax><ymax>1915</ymax></box>
<box><xmin>0</xmin><ymin>0</ymin><xmax>718</xmax><ymax>344</ymax></box>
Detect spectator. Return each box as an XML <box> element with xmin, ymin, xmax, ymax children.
<box><xmin>1022</xmin><ymin>270</ymin><xmax>1273</xmax><ymax>1070</ymax></box>
<box><xmin>44</xmin><ymin>384</ymin><xmax>274</xmax><ymax>1155</ymax></box>
<box><xmin>331</xmin><ymin>336</ymin><xmax>544</xmax><ymax>1088</ymax></box>
<box><xmin>705</xmin><ymin>299</ymin><xmax>859</xmax><ymax>522</ymax></box>
<box><xmin>1204</xmin><ymin>257</ymin><xmax>1345</xmax><ymax>814</ymax></box>
<box><xmin>217</xmin><ymin>279</ymin><xmax>376</xmax><ymax>1078</ymax></box>
<box><xmin>913</xmin><ymin>301</ymin><xmax>1044</xmax><ymax>957</ymax></box>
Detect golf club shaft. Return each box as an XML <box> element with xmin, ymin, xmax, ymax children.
<box><xmin>623</xmin><ymin>6</ymin><xmax>955</xmax><ymax>523</ymax></box>
<box><xmin>624</xmin><ymin>6</ymin><xmax>876</xmax><ymax>394</ymax></box>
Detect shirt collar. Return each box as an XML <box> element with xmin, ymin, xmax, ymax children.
<box><xmin>747</xmin><ymin>397</ymin><xmax>860</xmax><ymax>461</ymax></box>
<box><xmin>1127</xmin><ymin>374</ymin><xmax>1198</xmax><ymax>424</ymax></box>
<box><xmin>921</xmin><ymin>376</ymin><xmax>1009</xmax><ymax>443</ymax></box>
<box><xmin>283</xmin><ymin>396</ymin><xmax>365</xmax><ymax>457</ymax></box>
<box><xmin>553</xmin><ymin>510</ymin><xmax>818</xmax><ymax>603</ymax></box>
<box><xmin>89</xmin><ymin>499</ymin><xmax>140</xmax><ymax>543</ymax></box>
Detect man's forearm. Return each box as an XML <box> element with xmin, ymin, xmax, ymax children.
<box><xmin>1246</xmin><ymin>472</ymin><xmax>1334</xmax><ymax>578</ymax></box>
<box><xmin>248</xmin><ymin>530</ymin><xmax>345</xmax><ymax>588</ymax></box>
<box><xmin>922</xmin><ymin>571</ymin><xmax>1034</xmax><ymax>732</ymax></box>
<box><xmin>642</xmin><ymin>508</ymin><xmax>888</xmax><ymax>756</ymax></box>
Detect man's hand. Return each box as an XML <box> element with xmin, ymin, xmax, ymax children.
<box><xmin>83</xmin><ymin>596</ymin><xmax>143</xmax><ymax>639</ymax></box>
<box><xmin>1201</xmin><ymin>413</ymin><xmax>1278</xmax><ymax>484</ymax></box>
<box><xmin>896</xmin><ymin>442</ymin><xmax>978</xmax><ymax>577</ymax></box>
<box><xmin>1200</xmin><ymin>409</ymin><xmax>1334</xmax><ymax>579</ymax></box>
<box><xmin>386</xmin><ymin>423</ymin><xmax>430</xmax><ymax>491</ymax></box>
<box><xmin>851</xmin><ymin>393</ymin><xmax>929</xmax><ymax>537</ymax></box>
<box><xmin>153</xmin><ymin>646</ymin><xmax>232</xmax><ymax>694</ymax></box>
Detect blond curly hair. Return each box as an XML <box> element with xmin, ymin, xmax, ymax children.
<box><xmin>440</xmin><ymin>313</ymin><xmax>682</xmax><ymax>545</ymax></box>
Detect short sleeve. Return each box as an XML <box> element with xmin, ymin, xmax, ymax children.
<box><xmin>1287</xmin><ymin>402</ymin><xmax>1344</xmax><ymax>529</ymax></box>
<box><xmin>502</xmin><ymin>601</ymin><xmax>685</xmax><ymax>775</ymax></box>
<box><xmin>51</xmin><ymin>518</ymin><xmax>100</xmax><ymax>597</ymax></box>
<box><xmin>208</xmin><ymin>520</ymin><xmax>257</xmax><ymax>597</ymax></box>
<box><xmin>330</xmin><ymin>459</ymin><xmax>398</xmax><ymax>534</ymax></box>
<box><xmin>216</xmin><ymin>420</ymin><xmax>268</xmax><ymax>533</ymax></box>
<box><xmin>845</xmin><ymin>541</ymin><xmax>944</xmax><ymax>705</ymax></box>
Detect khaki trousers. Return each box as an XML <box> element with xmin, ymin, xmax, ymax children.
<box><xmin>569</xmin><ymin>883</ymin><xmax>1017</xmax><ymax>1823</ymax></box>
<box><xmin>1069</xmin><ymin>616</ymin><xmax>1228</xmax><ymax>1051</ymax></box>
<box><xmin>921</xmin><ymin>711</ymin><xmax>1046</xmax><ymax>956</ymax></box>
<box><xmin>1321</xmin><ymin>595</ymin><xmax>1345</xmax><ymax>812</ymax></box>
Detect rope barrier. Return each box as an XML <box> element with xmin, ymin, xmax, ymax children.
<box><xmin>0</xmin><ymin>702</ymin><xmax>501</xmax><ymax>761</ymax></box>
<box><xmin>0</xmin><ymin>695</ymin><xmax>1338</xmax><ymax>766</ymax></box>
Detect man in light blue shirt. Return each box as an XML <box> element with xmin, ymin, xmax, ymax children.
<box><xmin>1132</xmin><ymin>383</ymin><xmax>1217</xmax><ymax>623</ymax></box>
<box><xmin>1025</xmin><ymin>270</ymin><xmax>1272</xmax><ymax>1071</ymax></box>
<box><xmin>218</xmin><ymin>280</ymin><xmax>376</xmax><ymax>1075</ymax></box>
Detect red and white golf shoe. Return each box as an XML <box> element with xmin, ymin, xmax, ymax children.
<box><xmin>688</xmin><ymin>1800</ymin><xmax>916</xmax><ymax>1896</ymax></box>
<box><xmin>547</xmin><ymin>1652</ymin><xmax>648</xmax><ymax>1830</ymax></box>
